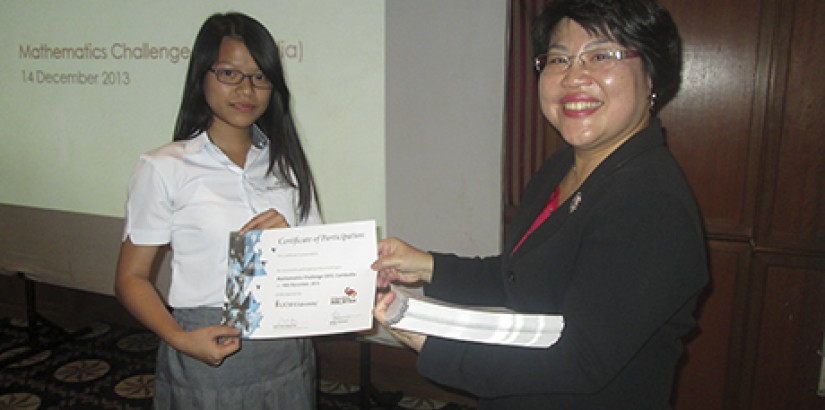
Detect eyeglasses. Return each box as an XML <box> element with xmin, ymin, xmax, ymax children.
<box><xmin>208</xmin><ymin>68</ymin><xmax>273</xmax><ymax>89</ymax></box>
<box><xmin>534</xmin><ymin>49</ymin><xmax>641</xmax><ymax>74</ymax></box>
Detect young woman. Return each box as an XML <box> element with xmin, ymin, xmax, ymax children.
<box><xmin>372</xmin><ymin>0</ymin><xmax>707</xmax><ymax>408</ymax></box>
<box><xmin>115</xmin><ymin>13</ymin><xmax>320</xmax><ymax>409</ymax></box>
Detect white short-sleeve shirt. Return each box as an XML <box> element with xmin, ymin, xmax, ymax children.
<box><xmin>123</xmin><ymin>127</ymin><xmax>322</xmax><ymax>308</ymax></box>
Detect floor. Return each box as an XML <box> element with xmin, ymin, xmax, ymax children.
<box><xmin>0</xmin><ymin>315</ymin><xmax>476</xmax><ymax>410</ymax></box>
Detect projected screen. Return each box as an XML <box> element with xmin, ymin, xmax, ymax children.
<box><xmin>0</xmin><ymin>1</ymin><xmax>385</xmax><ymax>227</ymax></box>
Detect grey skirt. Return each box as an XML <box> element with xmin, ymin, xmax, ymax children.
<box><xmin>153</xmin><ymin>307</ymin><xmax>316</xmax><ymax>410</ymax></box>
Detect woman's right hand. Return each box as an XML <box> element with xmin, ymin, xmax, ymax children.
<box><xmin>171</xmin><ymin>325</ymin><xmax>242</xmax><ymax>367</ymax></box>
<box><xmin>371</xmin><ymin>237</ymin><xmax>434</xmax><ymax>288</ymax></box>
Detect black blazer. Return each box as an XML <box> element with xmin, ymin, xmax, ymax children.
<box><xmin>418</xmin><ymin>118</ymin><xmax>708</xmax><ymax>410</ymax></box>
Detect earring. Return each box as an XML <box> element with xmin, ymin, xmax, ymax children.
<box><xmin>649</xmin><ymin>92</ymin><xmax>658</xmax><ymax>110</ymax></box>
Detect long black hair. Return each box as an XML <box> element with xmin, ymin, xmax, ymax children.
<box><xmin>532</xmin><ymin>0</ymin><xmax>683</xmax><ymax>111</ymax></box>
<box><xmin>173</xmin><ymin>12</ymin><xmax>317</xmax><ymax>221</ymax></box>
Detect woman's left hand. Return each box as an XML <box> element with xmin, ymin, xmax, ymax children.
<box><xmin>239</xmin><ymin>208</ymin><xmax>289</xmax><ymax>233</ymax></box>
<box><xmin>373</xmin><ymin>290</ymin><xmax>427</xmax><ymax>352</ymax></box>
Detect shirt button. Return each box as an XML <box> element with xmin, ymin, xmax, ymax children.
<box><xmin>507</xmin><ymin>271</ymin><xmax>516</xmax><ymax>283</ymax></box>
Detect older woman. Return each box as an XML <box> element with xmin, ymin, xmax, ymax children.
<box><xmin>372</xmin><ymin>0</ymin><xmax>707</xmax><ymax>409</ymax></box>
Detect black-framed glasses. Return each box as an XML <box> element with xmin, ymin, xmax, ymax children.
<box><xmin>208</xmin><ymin>68</ymin><xmax>273</xmax><ymax>89</ymax></box>
<box><xmin>534</xmin><ymin>49</ymin><xmax>641</xmax><ymax>74</ymax></box>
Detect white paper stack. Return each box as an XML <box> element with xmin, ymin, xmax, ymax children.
<box><xmin>385</xmin><ymin>286</ymin><xmax>564</xmax><ymax>348</ymax></box>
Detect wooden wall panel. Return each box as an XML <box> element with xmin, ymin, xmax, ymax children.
<box><xmin>672</xmin><ymin>241</ymin><xmax>751</xmax><ymax>410</ymax></box>
<box><xmin>746</xmin><ymin>254</ymin><xmax>825</xmax><ymax>410</ymax></box>
<box><xmin>658</xmin><ymin>0</ymin><xmax>765</xmax><ymax>237</ymax></box>
<box><xmin>758</xmin><ymin>0</ymin><xmax>825</xmax><ymax>253</ymax></box>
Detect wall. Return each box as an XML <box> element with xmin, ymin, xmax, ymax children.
<box><xmin>385</xmin><ymin>0</ymin><xmax>508</xmax><ymax>256</ymax></box>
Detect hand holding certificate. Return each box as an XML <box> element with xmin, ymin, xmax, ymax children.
<box><xmin>222</xmin><ymin>220</ymin><xmax>377</xmax><ymax>339</ymax></box>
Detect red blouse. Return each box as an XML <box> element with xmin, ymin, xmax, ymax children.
<box><xmin>512</xmin><ymin>186</ymin><xmax>560</xmax><ymax>254</ymax></box>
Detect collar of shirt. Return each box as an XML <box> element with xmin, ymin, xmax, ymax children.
<box><xmin>182</xmin><ymin>124</ymin><xmax>269</xmax><ymax>154</ymax></box>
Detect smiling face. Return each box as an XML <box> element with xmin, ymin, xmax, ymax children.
<box><xmin>539</xmin><ymin>19</ymin><xmax>652</xmax><ymax>157</ymax></box>
<box><xmin>204</xmin><ymin>37</ymin><xmax>272</xmax><ymax>139</ymax></box>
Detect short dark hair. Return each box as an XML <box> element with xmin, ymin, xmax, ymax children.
<box><xmin>173</xmin><ymin>12</ymin><xmax>316</xmax><ymax>220</ymax></box>
<box><xmin>532</xmin><ymin>0</ymin><xmax>683</xmax><ymax>110</ymax></box>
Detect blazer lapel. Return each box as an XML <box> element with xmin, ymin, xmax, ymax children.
<box><xmin>505</xmin><ymin>153</ymin><xmax>572</xmax><ymax>259</ymax></box>
<box><xmin>505</xmin><ymin>118</ymin><xmax>667</xmax><ymax>262</ymax></box>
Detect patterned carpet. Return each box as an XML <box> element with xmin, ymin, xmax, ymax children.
<box><xmin>0</xmin><ymin>317</ymin><xmax>474</xmax><ymax>410</ymax></box>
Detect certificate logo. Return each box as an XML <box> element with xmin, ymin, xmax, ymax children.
<box><xmin>330</xmin><ymin>287</ymin><xmax>358</xmax><ymax>305</ymax></box>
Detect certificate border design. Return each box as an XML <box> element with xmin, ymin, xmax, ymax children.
<box><xmin>222</xmin><ymin>230</ymin><xmax>267</xmax><ymax>336</ymax></box>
